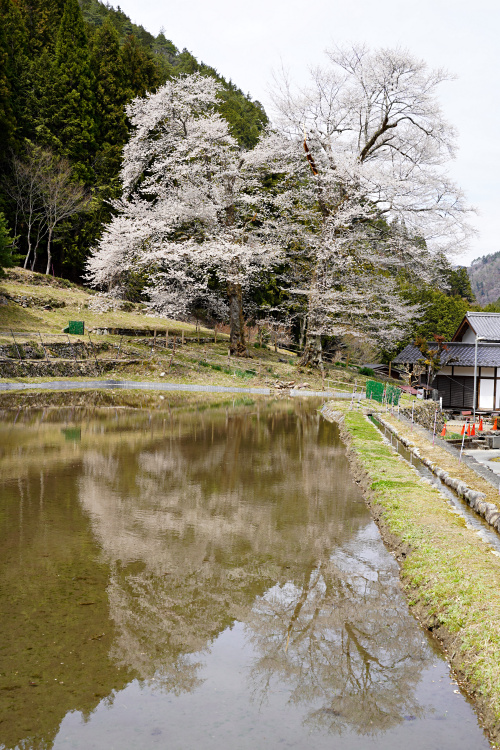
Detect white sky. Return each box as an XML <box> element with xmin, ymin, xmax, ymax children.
<box><xmin>114</xmin><ymin>0</ymin><xmax>499</xmax><ymax>266</ymax></box>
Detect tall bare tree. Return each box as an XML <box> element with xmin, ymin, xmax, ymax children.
<box><xmin>5</xmin><ymin>145</ymin><xmax>90</xmax><ymax>274</ymax></box>
<box><xmin>5</xmin><ymin>145</ymin><xmax>49</xmax><ymax>270</ymax></box>
<box><xmin>272</xmin><ymin>45</ymin><xmax>474</xmax><ymax>366</ymax></box>
<box><xmin>38</xmin><ymin>151</ymin><xmax>91</xmax><ymax>274</ymax></box>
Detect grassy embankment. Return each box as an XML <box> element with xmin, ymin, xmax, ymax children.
<box><xmin>0</xmin><ymin>268</ymin><xmax>393</xmax><ymax>394</ymax></box>
<box><xmin>382</xmin><ymin>411</ymin><xmax>500</xmax><ymax>513</ymax></box>
<box><xmin>328</xmin><ymin>403</ymin><xmax>500</xmax><ymax>746</ymax></box>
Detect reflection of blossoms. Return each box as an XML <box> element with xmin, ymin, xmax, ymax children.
<box><xmin>245</xmin><ymin>534</ymin><xmax>432</xmax><ymax>735</ymax></box>
<box><xmin>77</xmin><ymin>409</ymin><xmax>365</xmax><ymax>699</ymax></box>
<box><xmin>76</xmin><ymin>406</ymin><xmax>432</xmax><ymax>734</ymax></box>
<box><xmin>107</xmin><ymin>569</ymin><xmax>206</xmax><ymax>694</ymax></box>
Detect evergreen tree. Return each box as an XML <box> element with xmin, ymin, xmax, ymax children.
<box><xmin>218</xmin><ymin>87</ymin><xmax>267</xmax><ymax>148</ymax></box>
<box><xmin>50</xmin><ymin>0</ymin><xmax>96</xmax><ymax>181</ymax></box>
<box><xmin>91</xmin><ymin>17</ymin><xmax>128</xmax><ymax>181</ymax></box>
<box><xmin>447</xmin><ymin>266</ymin><xmax>475</xmax><ymax>302</ymax></box>
<box><xmin>0</xmin><ymin>6</ymin><xmax>16</xmax><ymax>150</ymax></box>
<box><xmin>19</xmin><ymin>0</ymin><xmax>66</xmax><ymax>56</ymax></box>
<box><xmin>121</xmin><ymin>34</ymin><xmax>160</xmax><ymax>99</ymax></box>
<box><xmin>29</xmin><ymin>48</ymin><xmax>57</xmax><ymax>146</ymax></box>
<box><xmin>0</xmin><ymin>0</ymin><xmax>29</xmax><ymax>153</ymax></box>
<box><xmin>0</xmin><ymin>210</ymin><xmax>15</xmax><ymax>276</ymax></box>
<box><xmin>399</xmin><ymin>285</ymin><xmax>473</xmax><ymax>342</ymax></box>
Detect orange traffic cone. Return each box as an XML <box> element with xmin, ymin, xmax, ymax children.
<box><xmin>479</xmin><ymin>418</ymin><xmax>484</xmax><ymax>432</ymax></box>
<box><xmin>461</xmin><ymin>424</ymin><xmax>466</xmax><ymax>436</ymax></box>
<box><xmin>440</xmin><ymin>424</ymin><xmax>447</xmax><ymax>437</ymax></box>
<box><xmin>471</xmin><ymin>423</ymin><xmax>476</xmax><ymax>437</ymax></box>
<box><xmin>494</xmin><ymin>418</ymin><xmax>498</xmax><ymax>431</ymax></box>
<box><xmin>467</xmin><ymin>424</ymin><xmax>471</xmax><ymax>436</ymax></box>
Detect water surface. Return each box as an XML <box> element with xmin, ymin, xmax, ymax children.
<box><xmin>0</xmin><ymin>402</ymin><xmax>490</xmax><ymax>749</ymax></box>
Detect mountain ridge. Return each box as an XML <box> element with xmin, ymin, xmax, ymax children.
<box><xmin>467</xmin><ymin>251</ymin><xmax>500</xmax><ymax>306</ymax></box>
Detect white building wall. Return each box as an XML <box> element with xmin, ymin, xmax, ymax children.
<box><xmin>461</xmin><ymin>328</ymin><xmax>476</xmax><ymax>343</ymax></box>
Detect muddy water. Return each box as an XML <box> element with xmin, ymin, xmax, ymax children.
<box><xmin>0</xmin><ymin>403</ymin><xmax>490</xmax><ymax>749</ymax></box>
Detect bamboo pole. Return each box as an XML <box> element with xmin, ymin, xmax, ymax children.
<box><xmin>459</xmin><ymin>420</ymin><xmax>468</xmax><ymax>463</ymax></box>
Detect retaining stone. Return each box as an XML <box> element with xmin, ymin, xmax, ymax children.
<box><xmin>373</xmin><ymin>412</ymin><xmax>500</xmax><ymax>542</ymax></box>
<box><xmin>400</xmin><ymin>401</ymin><xmax>445</xmax><ymax>433</ymax></box>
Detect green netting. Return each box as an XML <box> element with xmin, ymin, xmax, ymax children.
<box><xmin>64</xmin><ymin>321</ymin><xmax>85</xmax><ymax>335</ymax></box>
<box><xmin>386</xmin><ymin>384</ymin><xmax>401</xmax><ymax>405</ymax></box>
<box><xmin>366</xmin><ymin>380</ymin><xmax>401</xmax><ymax>405</ymax></box>
<box><xmin>366</xmin><ymin>380</ymin><xmax>384</xmax><ymax>402</ymax></box>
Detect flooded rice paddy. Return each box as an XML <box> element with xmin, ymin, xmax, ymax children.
<box><xmin>0</xmin><ymin>402</ymin><xmax>491</xmax><ymax>749</ymax></box>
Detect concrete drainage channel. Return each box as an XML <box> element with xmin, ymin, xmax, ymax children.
<box><xmin>369</xmin><ymin>412</ymin><xmax>500</xmax><ymax>551</ymax></box>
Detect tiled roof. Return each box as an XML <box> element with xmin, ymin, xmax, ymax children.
<box><xmin>393</xmin><ymin>342</ymin><xmax>500</xmax><ymax>368</ymax></box>
<box><xmin>465</xmin><ymin>312</ymin><xmax>500</xmax><ymax>341</ymax></box>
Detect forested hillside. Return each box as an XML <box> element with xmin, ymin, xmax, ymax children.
<box><xmin>468</xmin><ymin>252</ymin><xmax>500</xmax><ymax>307</ymax></box>
<box><xmin>0</xmin><ymin>0</ymin><xmax>268</xmax><ymax>280</ymax></box>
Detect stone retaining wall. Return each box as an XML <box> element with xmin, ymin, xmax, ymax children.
<box><xmin>0</xmin><ymin>360</ymin><xmax>118</xmax><ymax>378</ymax></box>
<box><xmin>399</xmin><ymin>400</ymin><xmax>445</xmax><ymax>433</ymax></box>
<box><xmin>0</xmin><ymin>341</ymin><xmax>111</xmax><ymax>360</ymax></box>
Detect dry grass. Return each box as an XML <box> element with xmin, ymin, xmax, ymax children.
<box><xmin>0</xmin><ymin>268</ymin><xmax>212</xmax><ymax>336</ymax></box>
<box><xmin>0</xmin><ymin>268</ymin><xmax>382</xmax><ymax>393</ymax></box>
<box><xmin>382</xmin><ymin>411</ymin><xmax>500</xmax><ymax>513</ymax></box>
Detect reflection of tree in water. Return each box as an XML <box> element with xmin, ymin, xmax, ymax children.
<box><xmin>77</xmin><ymin>405</ymin><xmax>432</xmax><ymax>737</ymax></box>
<box><xmin>78</xmin><ymin>408</ymin><xmax>369</xmax><ymax>696</ymax></box>
<box><xmin>0</xmin><ymin>404</ymin><xmax>435</xmax><ymax>748</ymax></box>
<box><xmin>245</xmin><ymin>533</ymin><xmax>432</xmax><ymax>736</ymax></box>
<box><xmin>106</xmin><ymin>561</ymin><xmax>278</xmax><ymax>692</ymax></box>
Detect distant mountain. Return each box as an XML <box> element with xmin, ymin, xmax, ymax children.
<box><xmin>467</xmin><ymin>251</ymin><xmax>500</xmax><ymax>306</ymax></box>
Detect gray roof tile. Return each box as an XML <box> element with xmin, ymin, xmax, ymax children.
<box><xmin>393</xmin><ymin>342</ymin><xmax>500</xmax><ymax>367</ymax></box>
<box><xmin>465</xmin><ymin>312</ymin><xmax>500</xmax><ymax>341</ymax></box>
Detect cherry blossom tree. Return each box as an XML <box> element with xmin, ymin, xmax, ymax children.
<box><xmin>272</xmin><ymin>44</ymin><xmax>474</xmax><ymax>366</ymax></box>
<box><xmin>87</xmin><ymin>74</ymin><xmax>290</xmax><ymax>355</ymax></box>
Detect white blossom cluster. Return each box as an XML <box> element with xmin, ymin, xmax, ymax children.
<box><xmin>270</xmin><ymin>45</ymin><xmax>473</xmax><ymax>357</ymax></box>
<box><xmin>87</xmin><ymin>48</ymin><xmax>473</xmax><ymax>359</ymax></box>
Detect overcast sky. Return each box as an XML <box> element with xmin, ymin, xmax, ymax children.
<box><xmin>114</xmin><ymin>0</ymin><xmax>498</xmax><ymax>266</ymax></box>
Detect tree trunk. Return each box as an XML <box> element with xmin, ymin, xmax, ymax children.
<box><xmin>45</xmin><ymin>227</ymin><xmax>53</xmax><ymax>275</ymax></box>
<box><xmin>30</xmin><ymin>233</ymin><xmax>41</xmax><ymax>271</ymax></box>
<box><xmin>23</xmin><ymin>236</ymin><xmax>32</xmax><ymax>269</ymax></box>
<box><xmin>299</xmin><ymin>263</ymin><xmax>323</xmax><ymax>368</ymax></box>
<box><xmin>299</xmin><ymin>314</ymin><xmax>307</xmax><ymax>350</ymax></box>
<box><xmin>299</xmin><ymin>331</ymin><xmax>323</xmax><ymax>368</ymax></box>
<box><xmin>227</xmin><ymin>282</ymin><xmax>247</xmax><ymax>356</ymax></box>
